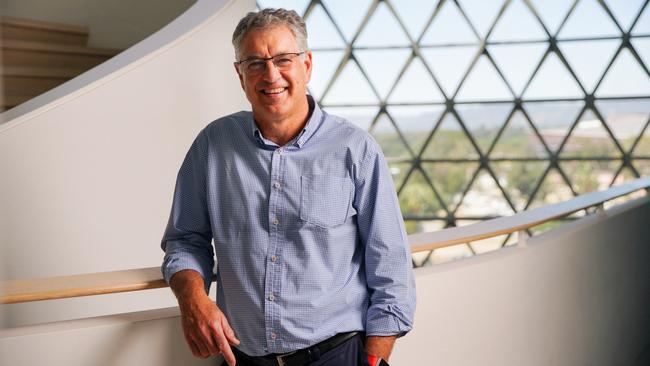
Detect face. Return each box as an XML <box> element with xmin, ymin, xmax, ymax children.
<box><xmin>235</xmin><ymin>25</ymin><xmax>312</xmax><ymax>124</ymax></box>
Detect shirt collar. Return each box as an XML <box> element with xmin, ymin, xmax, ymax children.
<box><xmin>250</xmin><ymin>94</ymin><xmax>324</xmax><ymax>149</ymax></box>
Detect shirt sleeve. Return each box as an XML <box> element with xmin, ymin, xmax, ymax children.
<box><xmin>354</xmin><ymin>139</ymin><xmax>416</xmax><ymax>337</ymax></box>
<box><xmin>161</xmin><ymin>130</ymin><xmax>215</xmax><ymax>294</ymax></box>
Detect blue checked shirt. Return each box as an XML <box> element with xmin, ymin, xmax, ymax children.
<box><xmin>161</xmin><ymin>96</ymin><xmax>416</xmax><ymax>356</ymax></box>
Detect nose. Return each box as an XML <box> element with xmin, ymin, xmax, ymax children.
<box><xmin>262</xmin><ymin>59</ymin><xmax>281</xmax><ymax>82</ymax></box>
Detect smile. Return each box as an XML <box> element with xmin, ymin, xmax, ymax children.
<box><xmin>260</xmin><ymin>87</ymin><xmax>287</xmax><ymax>95</ymax></box>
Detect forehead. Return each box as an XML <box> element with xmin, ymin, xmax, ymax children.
<box><xmin>239</xmin><ymin>25</ymin><xmax>298</xmax><ymax>57</ymax></box>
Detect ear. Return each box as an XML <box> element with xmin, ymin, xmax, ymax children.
<box><xmin>234</xmin><ymin>63</ymin><xmax>245</xmax><ymax>90</ymax></box>
<box><xmin>303</xmin><ymin>51</ymin><xmax>313</xmax><ymax>83</ymax></box>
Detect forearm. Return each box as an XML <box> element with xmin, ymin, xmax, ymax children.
<box><xmin>169</xmin><ymin>269</ymin><xmax>209</xmax><ymax>306</ymax></box>
<box><xmin>365</xmin><ymin>335</ymin><xmax>397</xmax><ymax>361</ymax></box>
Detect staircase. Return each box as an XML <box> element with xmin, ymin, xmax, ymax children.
<box><xmin>1</xmin><ymin>16</ymin><xmax>122</xmax><ymax>112</ymax></box>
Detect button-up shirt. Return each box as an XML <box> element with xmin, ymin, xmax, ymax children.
<box><xmin>161</xmin><ymin>96</ymin><xmax>416</xmax><ymax>356</ymax></box>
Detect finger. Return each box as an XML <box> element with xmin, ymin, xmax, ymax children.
<box><xmin>211</xmin><ymin>329</ymin><xmax>236</xmax><ymax>366</ymax></box>
<box><xmin>199</xmin><ymin>326</ymin><xmax>221</xmax><ymax>355</ymax></box>
<box><xmin>191</xmin><ymin>333</ymin><xmax>211</xmax><ymax>359</ymax></box>
<box><xmin>183</xmin><ymin>328</ymin><xmax>202</xmax><ymax>358</ymax></box>
<box><xmin>220</xmin><ymin>317</ymin><xmax>241</xmax><ymax>345</ymax></box>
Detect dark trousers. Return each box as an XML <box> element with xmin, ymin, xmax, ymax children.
<box><xmin>222</xmin><ymin>333</ymin><xmax>370</xmax><ymax>366</ymax></box>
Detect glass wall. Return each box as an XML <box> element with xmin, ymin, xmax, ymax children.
<box><xmin>257</xmin><ymin>0</ymin><xmax>650</xmax><ymax>265</ymax></box>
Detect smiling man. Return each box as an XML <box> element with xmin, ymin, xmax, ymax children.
<box><xmin>161</xmin><ymin>8</ymin><xmax>415</xmax><ymax>366</ymax></box>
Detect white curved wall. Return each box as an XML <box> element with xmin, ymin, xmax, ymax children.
<box><xmin>392</xmin><ymin>197</ymin><xmax>650</xmax><ymax>366</ymax></box>
<box><xmin>0</xmin><ymin>0</ymin><xmax>255</xmax><ymax>327</ymax></box>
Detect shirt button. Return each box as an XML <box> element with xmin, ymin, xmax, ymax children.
<box><xmin>268</xmin><ymin>294</ymin><xmax>275</xmax><ymax>301</ymax></box>
<box><xmin>276</xmin><ymin>148</ymin><xmax>283</xmax><ymax>154</ymax></box>
<box><xmin>271</xmin><ymin>255</ymin><xmax>278</xmax><ymax>262</ymax></box>
<box><xmin>271</xmin><ymin>332</ymin><xmax>277</xmax><ymax>340</ymax></box>
<box><xmin>273</xmin><ymin>182</ymin><xmax>281</xmax><ymax>189</ymax></box>
<box><xmin>272</xmin><ymin>218</ymin><xmax>279</xmax><ymax>225</ymax></box>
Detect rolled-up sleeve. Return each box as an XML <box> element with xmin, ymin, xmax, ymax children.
<box><xmin>161</xmin><ymin>130</ymin><xmax>214</xmax><ymax>293</ymax></box>
<box><xmin>354</xmin><ymin>141</ymin><xmax>416</xmax><ymax>337</ymax></box>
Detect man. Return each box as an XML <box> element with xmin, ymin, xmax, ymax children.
<box><xmin>161</xmin><ymin>8</ymin><xmax>415</xmax><ymax>366</ymax></box>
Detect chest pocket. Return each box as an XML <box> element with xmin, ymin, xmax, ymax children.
<box><xmin>300</xmin><ymin>174</ymin><xmax>353</xmax><ymax>228</ymax></box>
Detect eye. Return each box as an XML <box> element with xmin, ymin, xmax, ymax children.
<box><xmin>274</xmin><ymin>57</ymin><xmax>293</xmax><ymax>67</ymax></box>
<box><xmin>246</xmin><ymin>60</ymin><xmax>265</xmax><ymax>71</ymax></box>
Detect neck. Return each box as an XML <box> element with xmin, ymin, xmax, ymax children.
<box><xmin>254</xmin><ymin>99</ymin><xmax>311</xmax><ymax>146</ymax></box>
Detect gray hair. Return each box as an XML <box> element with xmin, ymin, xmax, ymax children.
<box><xmin>232</xmin><ymin>8</ymin><xmax>308</xmax><ymax>60</ymax></box>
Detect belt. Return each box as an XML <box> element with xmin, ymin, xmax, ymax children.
<box><xmin>233</xmin><ymin>331</ymin><xmax>359</xmax><ymax>366</ymax></box>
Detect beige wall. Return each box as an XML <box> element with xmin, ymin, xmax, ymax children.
<box><xmin>0</xmin><ymin>0</ymin><xmax>196</xmax><ymax>48</ymax></box>
<box><xmin>392</xmin><ymin>197</ymin><xmax>650</xmax><ymax>366</ymax></box>
<box><xmin>0</xmin><ymin>0</ymin><xmax>253</xmax><ymax>327</ymax></box>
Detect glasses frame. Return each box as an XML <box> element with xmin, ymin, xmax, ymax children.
<box><xmin>235</xmin><ymin>51</ymin><xmax>307</xmax><ymax>74</ymax></box>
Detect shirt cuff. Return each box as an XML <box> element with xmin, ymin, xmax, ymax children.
<box><xmin>161</xmin><ymin>244</ymin><xmax>214</xmax><ymax>294</ymax></box>
<box><xmin>365</xmin><ymin>304</ymin><xmax>414</xmax><ymax>337</ymax></box>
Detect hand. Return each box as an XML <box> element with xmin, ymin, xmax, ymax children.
<box><xmin>170</xmin><ymin>270</ymin><xmax>240</xmax><ymax>365</ymax></box>
<box><xmin>365</xmin><ymin>335</ymin><xmax>396</xmax><ymax>362</ymax></box>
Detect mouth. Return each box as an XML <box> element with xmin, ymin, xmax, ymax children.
<box><xmin>259</xmin><ymin>87</ymin><xmax>288</xmax><ymax>95</ymax></box>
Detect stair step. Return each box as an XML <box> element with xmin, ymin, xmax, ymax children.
<box><xmin>3</xmin><ymin>74</ymin><xmax>72</xmax><ymax>96</ymax></box>
<box><xmin>1</xmin><ymin>16</ymin><xmax>89</xmax><ymax>45</ymax></box>
<box><xmin>1</xmin><ymin>66</ymin><xmax>87</xmax><ymax>79</ymax></box>
<box><xmin>2</xmin><ymin>39</ymin><xmax>121</xmax><ymax>69</ymax></box>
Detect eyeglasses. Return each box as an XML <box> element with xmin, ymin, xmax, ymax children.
<box><xmin>235</xmin><ymin>51</ymin><xmax>306</xmax><ymax>74</ymax></box>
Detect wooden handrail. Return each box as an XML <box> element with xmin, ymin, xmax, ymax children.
<box><xmin>1</xmin><ymin>176</ymin><xmax>648</xmax><ymax>305</ymax></box>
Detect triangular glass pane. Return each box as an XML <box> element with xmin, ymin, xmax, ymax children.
<box><xmin>489</xmin><ymin>0</ymin><xmax>547</xmax><ymax>42</ymax></box>
<box><xmin>559</xmin><ymin>109</ymin><xmax>622</xmax><ymax>158</ymax></box>
<box><xmin>596</xmin><ymin>48</ymin><xmax>650</xmax><ymax>97</ymax></box>
<box><xmin>490</xmin><ymin>161</ymin><xmax>548</xmax><ymax>211</ymax></box>
<box><xmin>389</xmin><ymin>162</ymin><xmax>413</xmax><ymax>191</ymax></box>
<box><xmin>560</xmin><ymin>160</ymin><xmax>620</xmax><ymax>194</ymax></box>
<box><xmin>457</xmin><ymin>0</ymin><xmax>505</xmax><ymax>39</ymax></box>
<box><xmin>632</xmin><ymin>5</ymin><xmax>650</xmax><ymax>35</ymax></box>
<box><xmin>558</xmin><ymin>40</ymin><xmax>620</xmax><ymax>93</ymax></box>
<box><xmin>421</xmin><ymin>162</ymin><xmax>480</xmax><ymax>212</ymax></box>
<box><xmin>322</xmin><ymin>106</ymin><xmax>380</xmax><ymax>131</ymax></box>
<box><xmin>392</xmin><ymin>0</ymin><xmax>438</xmax><ymax>40</ymax></box>
<box><xmin>489</xmin><ymin>43</ymin><xmax>548</xmax><ymax>96</ymax></box>
<box><xmin>429</xmin><ymin>243</ymin><xmax>474</xmax><ymax>265</ymax></box>
<box><xmin>309</xmin><ymin>50</ymin><xmax>345</xmax><ymax>100</ymax></box>
<box><xmin>630</xmin><ymin>38</ymin><xmax>650</xmax><ymax>70</ymax></box>
<box><xmin>558</xmin><ymin>0</ymin><xmax>621</xmax><ymax>39</ymax></box>
<box><xmin>466</xmin><ymin>232</ymin><xmax>509</xmax><ymax>254</ymax></box>
<box><xmin>322</xmin><ymin>60</ymin><xmax>378</xmax><ymax>105</ymax></box>
<box><xmin>408</xmin><ymin>221</ymin><xmax>445</xmax><ymax>240</ymax></box>
<box><xmin>524</xmin><ymin>52</ymin><xmax>584</xmax><ymax>99</ymax></box>
<box><xmin>321</xmin><ymin>0</ymin><xmax>373</xmax><ymax>42</ymax></box>
<box><xmin>604</xmin><ymin>166</ymin><xmax>645</xmax><ymax>209</ymax></box>
<box><xmin>456</xmin><ymin>103</ymin><xmax>514</xmax><ymax>155</ymax></box>
<box><xmin>356</xmin><ymin>49</ymin><xmax>411</xmax><ymax>99</ymax></box>
<box><xmin>491</xmin><ymin>110</ymin><xmax>548</xmax><ymax>158</ymax></box>
<box><xmin>387</xmin><ymin>105</ymin><xmax>444</xmax><ymax>155</ymax></box>
<box><xmin>524</xmin><ymin>101</ymin><xmax>584</xmax><ymax>153</ymax></box>
<box><xmin>632</xmin><ymin>159</ymin><xmax>650</xmax><ymax>175</ymax></box>
<box><xmin>388</xmin><ymin>57</ymin><xmax>445</xmax><ymax>103</ymax></box>
<box><xmin>370</xmin><ymin>113</ymin><xmax>411</xmax><ymax>159</ymax></box>
<box><xmin>422</xmin><ymin>112</ymin><xmax>479</xmax><ymax>159</ymax></box>
<box><xmin>529</xmin><ymin>0</ymin><xmax>574</xmax><ymax>35</ymax></box>
<box><xmin>399</xmin><ymin>168</ymin><xmax>443</xmax><ymax>216</ymax></box>
<box><xmin>454</xmin><ymin>170</ymin><xmax>515</xmax><ymax>217</ymax></box>
<box><xmin>258</xmin><ymin>0</ymin><xmax>309</xmax><ymax>14</ymax></box>
<box><xmin>456</xmin><ymin>56</ymin><xmax>512</xmax><ymax>101</ymax></box>
<box><xmin>604</xmin><ymin>0</ymin><xmax>646</xmax><ymax>32</ymax></box>
<box><xmin>595</xmin><ymin>99</ymin><xmax>650</xmax><ymax>153</ymax></box>
<box><xmin>421</xmin><ymin>45</ymin><xmax>478</xmax><ymax>97</ymax></box>
<box><xmin>305</xmin><ymin>4</ymin><xmax>346</xmax><ymax>49</ymax></box>
<box><xmin>420</xmin><ymin>1</ymin><xmax>477</xmax><ymax>45</ymax></box>
<box><xmin>528</xmin><ymin>168</ymin><xmax>574</xmax><ymax>209</ymax></box>
<box><xmin>355</xmin><ymin>2</ymin><xmax>410</xmax><ymax>47</ymax></box>
<box><xmin>632</xmin><ymin>124</ymin><xmax>650</xmax><ymax>157</ymax></box>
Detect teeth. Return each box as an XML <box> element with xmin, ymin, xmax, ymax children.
<box><xmin>264</xmin><ymin>88</ymin><xmax>285</xmax><ymax>94</ymax></box>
